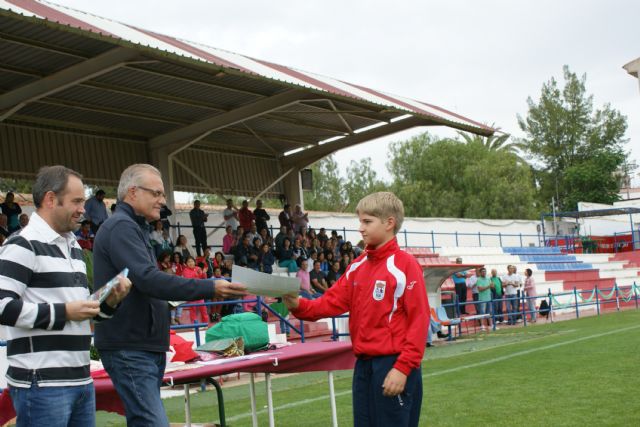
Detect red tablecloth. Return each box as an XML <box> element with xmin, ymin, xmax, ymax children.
<box><xmin>0</xmin><ymin>341</ymin><xmax>355</xmax><ymax>423</ymax></box>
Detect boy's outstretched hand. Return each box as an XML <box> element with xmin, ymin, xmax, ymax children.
<box><xmin>283</xmin><ymin>293</ymin><xmax>299</xmax><ymax>310</ymax></box>
<box><xmin>382</xmin><ymin>368</ymin><xmax>407</xmax><ymax>397</ymax></box>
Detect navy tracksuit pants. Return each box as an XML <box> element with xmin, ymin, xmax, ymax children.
<box><xmin>352</xmin><ymin>354</ymin><xmax>423</xmax><ymax>427</ymax></box>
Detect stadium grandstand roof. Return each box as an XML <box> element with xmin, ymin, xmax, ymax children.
<box><xmin>0</xmin><ymin>0</ymin><xmax>494</xmax><ymax>201</ymax></box>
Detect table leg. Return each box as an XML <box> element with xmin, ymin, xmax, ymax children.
<box><xmin>266</xmin><ymin>372</ymin><xmax>275</xmax><ymax>427</ymax></box>
<box><xmin>206</xmin><ymin>377</ymin><xmax>226</xmax><ymax>427</ymax></box>
<box><xmin>249</xmin><ymin>373</ymin><xmax>258</xmax><ymax>427</ymax></box>
<box><xmin>184</xmin><ymin>385</ymin><xmax>191</xmax><ymax>427</ymax></box>
<box><xmin>328</xmin><ymin>371</ymin><xmax>338</xmax><ymax>427</ymax></box>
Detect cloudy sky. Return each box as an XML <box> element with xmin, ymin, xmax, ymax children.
<box><xmin>54</xmin><ymin>0</ymin><xmax>640</xmax><ymax>184</ymax></box>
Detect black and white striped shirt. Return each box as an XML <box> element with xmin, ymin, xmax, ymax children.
<box><xmin>0</xmin><ymin>212</ymin><xmax>114</xmax><ymax>388</ymax></box>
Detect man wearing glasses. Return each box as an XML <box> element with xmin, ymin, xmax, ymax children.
<box><xmin>92</xmin><ymin>164</ymin><xmax>247</xmax><ymax>426</ymax></box>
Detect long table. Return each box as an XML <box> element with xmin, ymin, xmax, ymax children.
<box><xmin>95</xmin><ymin>341</ymin><xmax>355</xmax><ymax>427</ymax></box>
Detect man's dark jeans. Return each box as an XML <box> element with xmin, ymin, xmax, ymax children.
<box><xmin>100</xmin><ymin>349</ymin><xmax>169</xmax><ymax>427</ymax></box>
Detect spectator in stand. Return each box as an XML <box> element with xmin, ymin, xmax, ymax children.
<box><xmin>318</xmin><ymin>251</ymin><xmax>329</xmax><ymax>274</ymax></box>
<box><xmin>292</xmin><ymin>238</ymin><xmax>309</xmax><ymax>268</ymax></box>
<box><xmin>452</xmin><ymin>258</ymin><xmax>468</xmax><ymax>315</ymax></box>
<box><xmin>246</xmin><ymin>223</ymin><xmax>259</xmax><ymax>245</ymax></box>
<box><xmin>247</xmin><ymin>237</ymin><xmax>261</xmax><ymax>270</ymax></box>
<box><xmin>317</xmin><ymin>227</ymin><xmax>329</xmax><ymax>245</ymax></box>
<box><xmin>84</xmin><ymin>189</ymin><xmax>108</xmax><ymax>233</ymax></box>
<box><xmin>238</xmin><ymin>199</ymin><xmax>255</xmax><ymax>231</ymax></box>
<box><xmin>157</xmin><ymin>252</ymin><xmax>173</xmax><ymax>274</ymax></box>
<box><xmin>475</xmin><ymin>268</ymin><xmax>494</xmax><ymax>331</ymax></box>
<box><xmin>523</xmin><ymin>268</ymin><xmax>537</xmax><ymax>323</ymax></box>
<box><xmin>1</xmin><ymin>192</ymin><xmax>22</xmax><ymax>233</ymax></box>
<box><xmin>149</xmin><ymin>220</ymin><xmax>165</xmax><ymax>256</ymax></box>
<box><xmin>253</xmin><ymin>199</ymin><xmax>270</xmax><ymax>233</ymax></box>
<box><xmin>189</xmin><ymin>200</ymin><xmax>208</xmax><ymax>257</ymax></box>
<box><xmin>223</xmin><ymin>198</ymin><xmax>239</xmax><ymax>231</ymax></box>
<box><xmin>291</xmin><ymin>204</ymin><xmax>309</xmax><ymax>233</ymax></box>
<box><xmin>502</xmin><ymin>265</ymin><xmax>521</xmax><ymax>325</ymax></box>
<box><xmin>171</xmin><ymin>253</ymin><xmax>185</xmax><ymax>276</ymax></box>
<box><xmin>14</xmin><ymin>214</ymin><xmax>29</xmax><ymax>233</ymax></box>
<box><xmin>222</xmin><ymin>225</ymin><xmax>236</xmax><ymax>254</ymax></box>
<box><xmin>174</xmin><ymin>234</ymin><xmax>192</xmax><ymax>259</ymax></box>
<box><xmin>159</xmin><ymin>204</ymin><xmax>172</xmax><ymax>233</ymax></box>
<box><xmin>326</xmin><ymin>260</ymin><xmax>341</xmax><ymax>287</ymax></box>
<box><xmin>310</xmin><ymin>260</ymin><xmax>329</xmax><ymax>294</ymax></box>
<box><xmin>296</xmin><ymin>260</ymin><xmax>318</xmax><ymax>299</ymax></box>
<box><xmin>196</xmin><ymin>247</ymin><xmax>215</xmax><ymax>278</ymax></box>
<box><xmin>259</xmin><ymin>242</ymin><xmax>275</xmax><ymax>274</ymax></box>
<box><xmin>259</xmin><ymin>227</ymin><xmax>271</xmax><ymax>247</ymax></box>
<box><xmin>466</xmin><ymin>268</ymin><xmax>479</xmax><ymax>314</ymax></box>
<box><xmin>296</xmin><ymin>225</ymin><xmax>309</xmax><ymax>247</ymax></box>
<box><xmin>213</xmin><ymin>251</ymin><xmax>224</xmax><ymax>269</ymax></box>
<box><xmin>278</xmin><ymin>204</ymin><xmax>293</xmax><ymax>231</ymax></box>
<box><xmin>235</xmin><ymin>225</ymin><xmax>245</xmax><ymax>244</ymax></box>
<box><xmin>490</xmin><ymin>268</ymin><xmax>504</xmax><ymax>323</ymax></box>
<box><xmin>307</xmin><ymin>227</ymin><xmax>317</xmax><ymax>241</ymax></box>
<box><xmin>310</xmin><ymin>237</ymin><xmax>322</xmax><ymax>254</ymax></box>
<box><xmin>159</xmin><ymin>230</ymin><xmax>173</xmax><ymax>256</ymax></box>
<box><xmin>339</xmin><ymin>253</ymin><xmax>350</xmax><ymax>274</ymax></box>
<box><xmin>75</xmin><ymin>219</ymin><xmax>95</xmax><ymax>250</ymax></box>
<box><xmin>277</xmin><ymin>238</ymin><xmax>298</xmax><ymax>273</ymax></box>
<box><xmin>234</xmin><ymin>234</ymin><xmax>251</xmax><ymax>266</ymax></box>
<box><xmin>308</xmin><ymin>250</ymin><xmax>318</xmax><ymax>271</ymax></box>
<box><xmin>0</xmin><ymin>213</ymin><xmax>9</xmax><ymax>239</ymax></box>
<box><xmin>221</xmin><ymin>258</ymin><xmax>233</xmax><ymax>277</ymax></box>
<box><xmin>209</xmin><ymin>267</ymin><xmax>225</xmax><ymax>322</ymax></box>
<box><xmin>274</xmin><ymin>225</ymin><xmax>288</xmax><ymax>252</ymax></box>
<box><xmin>325</xmin><ymin>251</ymin><xmax>335</xmax><ymax>267</ymax></box>
<box><xmin>181</xmin><ymin>256</ymin><xmax>209</xmax><ymax>325</ymax></box>
<box><xmin>354</xmin><ymin>240</ymin><xmax>365</xmax><ymax>257</ymax></box>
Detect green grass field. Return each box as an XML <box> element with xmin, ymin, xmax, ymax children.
<box><xmin>96</xmin><ymin>310</ymin><xmax>640</xmax><ymax>426</ymax></box>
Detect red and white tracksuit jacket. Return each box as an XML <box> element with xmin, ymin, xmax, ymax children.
<box><xmin>292</xmin><ymin>238</ymin><xmax>429</xmax><ymax>375</ymax></box>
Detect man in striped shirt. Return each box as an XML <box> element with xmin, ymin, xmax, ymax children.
<box><xmin>0</xmin><ymin>165</ymin><xmax>131</xmax><ymax>427</ymax></box>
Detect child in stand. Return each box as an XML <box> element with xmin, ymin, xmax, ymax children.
<box><xmin>284</xmin><ymin>192</ymin><xmax>429</xmax><ymax>427</ymax></box>
<box><xmin>181</xmin><ymin>256</ymin><xmax>209</xmax><ymax>325</ymax></box>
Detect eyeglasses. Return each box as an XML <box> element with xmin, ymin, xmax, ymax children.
<box><xmin>136</xmin><ymin>186</ymin><xmax>166</xmax><ymax>199</ymax></box>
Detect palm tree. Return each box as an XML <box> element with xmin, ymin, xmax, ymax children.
<box><xmin>457</xmin><ymin>130</ymin><xmax>527</xmax><ymax>163</ymax></box>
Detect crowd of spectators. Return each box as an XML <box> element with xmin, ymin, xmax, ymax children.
<box><xmin>452</xmin><ymin>263</ymin><xmax>539</xmax><ymax>330</ymax></box>
<box><xmin>2</xmin><ymin>190</ymin><xmax>364</xmax><ymax>322</ymax></box>
<box><xmin>214</xmin><ymin>200</ymin><xmax>363</xmax><ymax>298</ymax></box>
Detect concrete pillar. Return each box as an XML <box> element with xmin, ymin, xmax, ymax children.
<box><xmin>282</xmin><ymin>168</ymin><xmax>303</xmax><ymax>209</ymax></box>
<box><xmin>150</xmin><ymin>147</ymin><xmax>176</xmax><ymax>214</ymax></box>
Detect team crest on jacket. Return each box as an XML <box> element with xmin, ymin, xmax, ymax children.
<box><xmin>373</xmin><ymin>280</ymin><xmax>386</xmax><ymax>301</ymax></box>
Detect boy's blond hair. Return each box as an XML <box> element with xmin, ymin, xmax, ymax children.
<box><xmin>355</xmin><ymin>192</ymin><xmax>404</xmax><ymax>234</ymax></box>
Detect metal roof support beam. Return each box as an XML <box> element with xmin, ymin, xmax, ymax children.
<box><xmin>282</xmin><ymin>115</ymin><xmax>431</xmax><ymax>168</ymax></box>
<box><xmin>149</xmin><ymin>89</ymin><xmax>308</xmax><ymax>153</ymax></box>
<box><xmin>249</xmin><ymin>167</ymin><xmax>295</xmax><ymax>203</ymax></box>
<box><xmin>172</xmin><ymin>155</ymin><xmax>225</xmax><ymax>199</ymax></box>
<box><xmin>0</xmin><ymin>47</ymin><xmax>141</xmax><ymax>122</ymax></box>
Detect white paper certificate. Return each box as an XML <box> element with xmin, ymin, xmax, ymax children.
<box><xmin>232</xmin><ymin>265</ymin><xmax>300</xmax><ymax>297</ymax></box>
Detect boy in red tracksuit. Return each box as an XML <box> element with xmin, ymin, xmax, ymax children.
<box><xmin>284</xmin><ymin>192</ymin><xmax>429</xmax><ymax>427</ymax></box>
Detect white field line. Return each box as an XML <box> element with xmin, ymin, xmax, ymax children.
<box><xmin>225</xmin><ymin>324</ymin><xmax>640</xmax><ymax>422</ymax></box>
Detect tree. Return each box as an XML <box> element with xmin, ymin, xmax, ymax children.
<box><xmin>303</xmin><ymin>155</ymin><xmax>346</xmax><ymax>211</ymax></box>
<box><xmin>517</xmin><ymin>65</ymin><xmax>628</xmax><ymax>210</ymax></box>
<box><xmin>388</xmin><ymin>132</ymin><xmax>537</xmax><ymax>219</ymax></box>
<box><xmin>344</xmin><ymin>158</ymin><xmax>387</xmax><ymax>211</ymax></box>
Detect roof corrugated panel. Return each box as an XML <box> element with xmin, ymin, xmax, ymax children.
<box><xmin>1</xmin><ymin>0</ymin><xmax>493</xmax><ymax>135</ymax></box>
